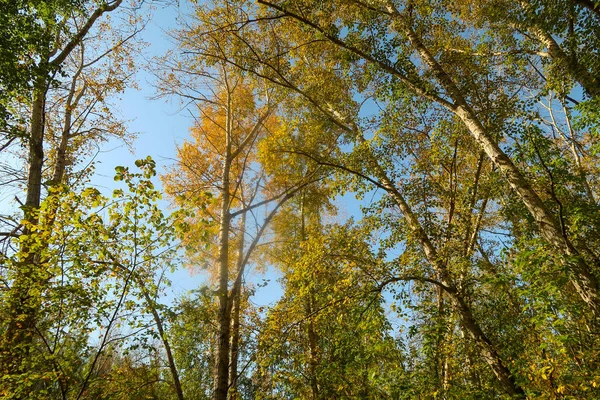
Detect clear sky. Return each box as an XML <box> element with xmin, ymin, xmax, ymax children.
<box><xmin>95</xmin><ymin>2</ymin><xmax>193</xmax><ymax>300</ymax></box>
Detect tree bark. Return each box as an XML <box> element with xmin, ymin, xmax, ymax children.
<box><xmin>228</xmin><ymin>211</ymin><xmax>246</xmax><ymax>399</ymax></box>
<box><xmin>228</xmin><ymin>287</ymin><xmax>241</xmax><ymax>400</ymax></box>
<box><xmin>52</xmin><ymin>64</ymin><xmax>86</xmax><ymax>185</ymax></box>
<box><xmin>300</xmin><ymin>193</ymin><xmax>320</xmax><ymax>399</ymax></box>
<box><xmin>305</xmin><ymin>293</ymin><xmax>320</xmax><ymax>400</ymax></box>
<box><xmin>0</xmin><ymin>78</ymin><xmax>48</xmax><ymax>398</ymax></box>
<box><xmin>530</xmin><ymin>26</ymin><xmax>600</xmax><ymax>98</ymax></box>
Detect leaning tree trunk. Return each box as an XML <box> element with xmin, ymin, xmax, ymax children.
<box><xmin>361</xmin><ymin>141</ymin><xmax>526</xmax><ymax>397</ymax></box>
<box><xmin>400</xmin><ymin>21</ymin><xmax>600</xmax><ymax>319</ymax></box>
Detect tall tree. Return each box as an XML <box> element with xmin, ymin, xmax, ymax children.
<box><xmin>0</xmin><ymin>0</ymin><xmax>146</xmax><ymax>396</ymax></box>
<box><xmin>170</xmin><ymin>0</ymin><xmax>600</xmax><ymax>396</ymax></box>
<box><xmin>160</xmin><ymin>57</ymin><xmax>320</xmax><ymax>397</ymax></box>
<box><xmin>251</xmin><ymin>0</ymin><xmax>600</xmax><ymax>319</ymax></box>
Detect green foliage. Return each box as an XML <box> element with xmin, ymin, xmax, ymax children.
<box><xmin>169</xmin><ymin>289</ymin><xmax>218</xmax><ymax>400</ymax></box>
<box><xmin>0</xmin><ymin>0</ymin><xmax>84</xmax><ymax>130</ymax></box>
<box><xmin>0</xmin><ymin>159</ymin><xmax>179</xmax><ymax>399</ymax></box>
<box><xmin>254</xmin><ymin>223</ymin><xmax>406</xmax><ymax>399</ymax></box>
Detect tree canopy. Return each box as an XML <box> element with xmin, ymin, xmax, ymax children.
<box><xmin>1</xmin><ymin>0</ymin><xmax>600</xmax><ymax>399</ymax></box>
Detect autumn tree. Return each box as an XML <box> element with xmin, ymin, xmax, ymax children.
<box><xmin>170</xmin><ymin>0</ymin><xmax>600</xmax><ymax>397</ymax></box>
<box><xmin>159</xmin><ymin>40</ymin><xmax>322</xmax><ymax>397</ymax></box>
<box><xmin>248</xmin><ymin>0</ymin><xmax>600</xmax><ymax>321</ymax></box>
<box><xmin>0</xmin><ymin>156</ymin><xmax>183</xmax><ymax>399</ymax></box>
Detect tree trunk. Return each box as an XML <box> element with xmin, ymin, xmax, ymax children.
<box><xmin>0</xmin><ymin>2</ymin><xmax>124</xmax><ymax>397</ymax></box>
<box><xmin>52</xmin><ymin>67</ymin><xmax>86</xmax><ymax>185</ymax></box>
<box><xmin>436</xmin><ymin>287</ymin><xmax>449</xmax><ymax>395</ymax></box>
<box><xmin>530</xmin><ymin>26</ymin><xmax>600</xmax><ymax>98</ymax></box>
<box><xmin>229</xmin><ymin>210</ymin><xmax>246</xmax><ymax>400</ymax></box>
<box><xmin>25</xmin><ymin>81</ymin><xmax>46</xmax><ymax>210</ymax></box>
<box><xmin>139</xmin><ymin>283</ymin><xmax>185</xmax><ymax>400</ymax></box>
<box><xmin>299</xmin><ymin>194</ymin><xmax>320</xmax><ymax>399</ymax></box>
<box><xmin>214</xmin><ymin>89</ymin><xmax>233</xmax><ymax>400</ymax></box>
<box><xmin>228</xmin><ymin>287</ymin><xmax>241</xmax><ymax>400</ymax></box>
<box><xmin>305</xmin><ymin>293</ymin><xmax>320</xmax><ymax>400</ymax></box>
<box><xmin>452</xmin><ymin>295</ymin><xmax>524</xmax><ymax>397</ymax></box>
<box><xmin>0</xmin><ymin>79</ymin><xmax>48</xmax><ymax>397</ymax></box>
<box><xmin>384</xmin><ymin>179</ymin><xmax>524</xmax><ymax>397</ymax></box>
<box><xmin>402</xmin><ymin>22</ymin><xmax>600</xmax><ymax>319</ymax></box>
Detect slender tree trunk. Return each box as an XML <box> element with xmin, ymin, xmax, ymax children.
<box><xmin>524</xmin><ymin>13</ymin><xmax>600</xmax><ymax>97</ymax></box>
<box><xmin>52</xmin><ymin>67</ymin><xmax>86</xmax><ymax>185</ymax></box>
<box><xmin>228</xmin><ymin>286</ymin><xmax>241</xmax><ymax>400</ymax></box>
<box><xmin>436</xmin><ymin>287</ymin><xmax>449</xmax><ymax>394</ymax></box>
<box><xmin>299</xmin><ymin>193</ymin><xmax>320</xmax><ymax>399</ymax></box>
<box><xmin>156</xmin><ymin>313</ymin><xmax>185</xmax><ymax>400</ymax></box>
<box><xmin>214</xmin><ymin>184</ymin><xmax>232</xmax><ymax>400</ymax></box>
<box><xmin>454</xmin><ymin>105</ymin><xmax>600</xmax><ymax>317</ymax></box>
<box><xmin>2</xmin><ymin>62</ymin><xmax>87</xmax><ymax>386</ymax></box>
<box><xmin>139</xmin><ymin>283</ymin><xmax>185</xmax><ymax>400</ymax></box>
<box><xmin>25</xmin><ymin>81</ymin><xmax>47</xmax><ymax>210</ymax></box>
<box><xmin>305</xmin><ymin>293</ymin><xmax>320</xmax><ymax>400</ymax></box>
<box><xmin>214</xmin><ymin>89</ymin><xmax>233</xmax><ymax>400</ymax></box>
<box><xmin>535</xmin><ymin>30</ymin><xmax>600</xmax><ymax>97</ymax></box>
<box><xmin>383</xmin><ymin>179</ymin><xmax>524</xmax><ymax>397</ymax></box>
<box><xmin>452</xmin><ymin>295</ymin><xmax>524</xmax><ymax>397</ymax></box>
<box><xmin>229</xmin><ymin>211</ymin><xmax>246</xmax><ymax>400</ymax></box>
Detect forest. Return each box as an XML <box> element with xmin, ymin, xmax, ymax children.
<box><xmin>1</xmin><ymin>0</ymin><xmax>600</xmax><ymax>399</ymax></box>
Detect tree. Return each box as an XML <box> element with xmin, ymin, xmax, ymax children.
<box><xmin>252</xmin><ymin>0</ymin><xmax>600</xmax><ymax>320</ymax></box>
<box><xmin>5</xmin><ymin>0</ymin><xmax>593</xmax><ymax>397</ymax></box>
<box><xmin>251</xmin><ymin>173</ymin><xmax>407</xmax><ymax>398</ymax></box>
<box><xmin>159</xmin><ymin>50</ymin><xmax>321</xmax><ymax>397</ymax></box>
<box><xmin>0</xmin><ymin>1</ymin><xmax>148</xmax><ymax>396</ymax></box>
<box><xmin>170</xmin><ymin>0</ymin><xmax>600</xmax><ymax>396</ymax></box>
<box><xmin>0</xmin><ymin>158</ymin><xmax>182</xmax><ymax>399</ymax></box>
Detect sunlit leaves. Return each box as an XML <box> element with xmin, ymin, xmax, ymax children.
<box><xmin>1</xmin><ymin>158</ymin><xmax>179</xmax><ymax>398</ymax></box>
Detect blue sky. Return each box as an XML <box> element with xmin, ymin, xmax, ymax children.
<box><xmin>95</xmin><ymin>2</ymin><xmax>198</xmax><ymax>302</ymax></box>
